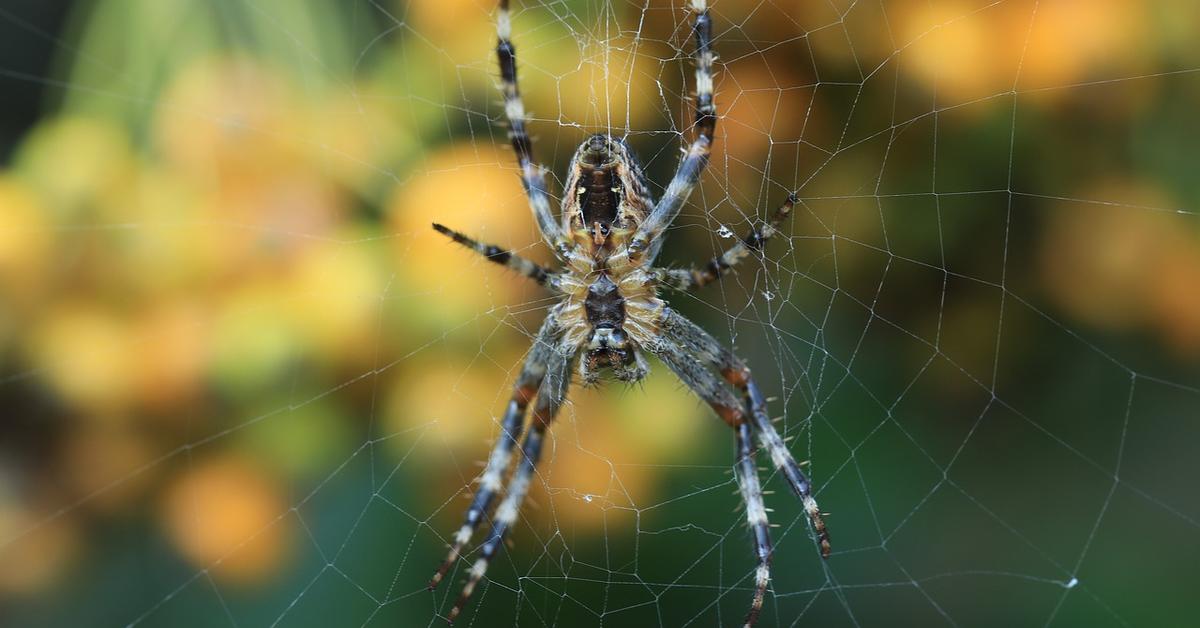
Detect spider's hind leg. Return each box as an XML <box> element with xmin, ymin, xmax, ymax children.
<box><xmin>495</xmin><ymin>0</ymin><xmax>569</xmax><ymax>254</ymax></box>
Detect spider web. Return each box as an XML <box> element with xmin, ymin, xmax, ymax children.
<box><xmin>1</xmin><ymin>1</ymin><xmax>1199</xmax><ymax>627</ymax></box>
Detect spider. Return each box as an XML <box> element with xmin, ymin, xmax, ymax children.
<box><xmin>428</xmin><ymin>0</ymin><xmax>830</xmax><ymax>625</ymax></box>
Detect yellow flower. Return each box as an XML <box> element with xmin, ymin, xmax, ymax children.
<box><xmin>386</xmin><ymin>142</ymin><xmax>548</xmax><ymax>326</ymax></box>
<box><xmin>27</xmin><ymin>304</ymin><xmax>137</xmax><ymax>414</ymax></box>
<box><xmin>0</xmin><ymin>177</ymin><xmax>52</xmax><ymax>308</ymax></box>
<box><xmin>898</xmin><ymin>2</ymin><xmax>998</xmax><ymax>104</ymax></box>
<box><xmin>209</xmin><ymin>283</ymin><xmax>301</xmax><ymax>398</ymax></box>
<box><xmin>385</xmin><ymin>348</ymin><xmax>523</xmax><ymax>458</ymax></box>
<box><xmin>153</xmin><ymin>56</ymin><xmax>300</xmax><ymax>185</ymax></box>
<box><xmin>13</xmin><ymin>116</ymin><xmax>133</xmax><ymax>219</ymax></box>
<box><xmin>286</xmin><ymin>230</ymin><xmax>387</xmax><ymax>360</ymax></box>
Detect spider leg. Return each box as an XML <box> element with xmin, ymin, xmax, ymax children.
<box><xmin>659</xmin><ymin>308</ymin><xmax>831</xmax><ymax>557</ymax></box>
<box><xmin>429</xmin><ymin>311</ymin><xmax>562</xmax><ymax>590</ymax></box>
<box><xmin>444</xmin><ymin>340</ymin><xmax>574</xmax><ymax>624</ymax></box>
<box><xmin>647</xmin><ymin>335</ymin><xmax>773</xmax><ymax>628</ymax></box>
<box><xmin>630</xmin><ymin>0</ymin><xmax>716</xmax><ymax>260</ymax></box>
<box><xmin>735</xmin><ymin>421</ymin><xmax>773</xmax><ymax>628</ymax></box>
<box><xmin>432</xmin><ymin>223</ymin><xmax>558</xmax><ymax>289</ymax></box>
<box><xmin>495</xmin><ymin>0</ymin><xmax>570</xmax><ymax>255</ymax></box>
<box><xmin>654</xmin><ymin>194</ymin><xmax>796</xmax><ymax>292</ymax></box>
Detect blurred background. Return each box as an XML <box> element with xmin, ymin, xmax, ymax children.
<box><xmin>1</xmin><ymin>0</ymin><xmax>1198</xmax><ymax>626</ymax></box>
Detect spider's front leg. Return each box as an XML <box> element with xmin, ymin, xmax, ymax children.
<box><xmin>660</xmin><ymin>309</ymin><xmax>831</xmax><ymax>557</ymax></box>
<box><xmin>429</xmin><ymin>312</ymin><xmax>562</xmax><ymax>590</ymax></box>
<box><xmin>648</xmin><ymin>332</ymin><xmax>775</xmax><ymax>627</ymax></box>
<box><xmin>441</xmin><ymin>338</ymin><xmax>575</xmax><ymax>624</ymax></box>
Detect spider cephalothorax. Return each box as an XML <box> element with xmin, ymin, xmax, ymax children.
<box><xmin>428</xmin><ymin>1</ymin><xmax>830</xmax><ymax>626</ymax></box>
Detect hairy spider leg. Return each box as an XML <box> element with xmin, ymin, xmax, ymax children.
<box><xmin>655</xmin><ymin>194</ymin><xmax>798</xmax><ymax>292</ymax></box>
<box><xmin>445</xmin><ymin>346</ymin><xmax>572</xmax><ymax>623</ymax></box>
<box><xmin>429</xmin><ymin>313</ymin><xmax>562</xmax><ymax>590</ymax></box>
<box><xmin>646</xmin><ymin>326</ymin><xmax>775</xmax><ymax>628</ymax></box>
<box><xmin>661</xmin><ymin>309</ymin><xmax>831</xmax><ymax>558</ymax></box>
<box><xmin>735</xmin><ymin>421</ymin><xmax>773</xmax><ymax>628</ymax></box>
<box><xmin>740</xmin><ymin>377</ymin><xmax>830</xmax><ymax>557</ymax></box>
<box><xmin>431</xmin><ymin>223</ymin><xmax>556</xmax><ymax>288</ymax></box>
<box><xmin>496</xmin><ymin>0</ymin><xmax>569</xmax><ymax>254</ymax></box>
<box><xmin>630</xmin><ymin>0</ymin><xmax>716</xmax><ymax>260</ymax></box>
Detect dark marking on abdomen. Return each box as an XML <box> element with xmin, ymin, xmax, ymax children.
<box><xmin>580</xmin><ymin>166</ymin><xmax>618</xmax><ymax>227</ymax></box>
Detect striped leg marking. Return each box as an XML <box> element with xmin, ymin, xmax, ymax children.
<box><xmin>659</xmin><ymin>308</ymin><xmax>831</xmax><ymax>558</ymax></box>
<box><xmin>442</xmin><ymin>339</ymin><xmax>572</xmax><ymax>624</ymax></box>
<box><xmin>655</xmin><ymin>194</ymin><xmax>797</xmax><ymax>291</ymax></box>
<box><xmin>429</xmin><ymin>312</ymin><xmax>561</xmax><ymax>591</ymax></box>
<box><xmin>446</xmin><ymin>425</ymin><xmax>547</xmax><ymax>623</ymax></box>
<box><xmin>725</xmin><ymin>371</ymin><xmax>830</xmax><ymax>558</ymax></box>
<box><xmin>631</xmin><ymin>0</ymin><xmax>716</xmax><ymax>260</ymax></box>
<box><xmin>644</xmin><ymin>329</ymin><xmax>776</xmax><ymax>628</ymax></box>
<box><xmin>496</xmin><ymin>0</ymin><xmax>569</xmax><ymax>254</ymax></box>
<box><xmin>735</xmin><ymin>421</ymin><xmax>773</xmax><ymax>628</ymax></box>
<box><xmin>432</xmin><ymin>223</ymin><xmax>556</xmax><ymax>288</ymax></box>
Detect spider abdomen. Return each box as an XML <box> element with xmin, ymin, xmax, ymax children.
<box><xmin>563</xmin><ymin>134</ymin><xmax>655</xmax><ymax>254</ymax></box>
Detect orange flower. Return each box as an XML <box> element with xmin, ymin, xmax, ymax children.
<box><xmin>161</xmin><ymin>456</ymin><xmax>293</xmax><ymax>584</ymax></box>
<box><xmin>1147</xmin><ymin>240</ymin><xmax>1200</xmax><ymax>357</ymax></box>
<box><xmin>1038</xmin><ymin>182</ymin><xmax>1173</xmax><ymax>330</ymax></box>
<box><xmin>0</xmin><ymin>508</ymin><xmax>79</xmax><ymax>597</ymax></box>
<box><xmin>895</xmin><ymin>0</ymin><xmax>1150</xmax><ymax>104</ymax></box>
<box><xmin>1039</xmin><ymin>179</ymin><xmax>1200</xmax><ymax>357</ymax></box>
<box><xmin>134</xmin><ymin>301</ymin><xmax>210</xmax><ymax>412</ymax></box>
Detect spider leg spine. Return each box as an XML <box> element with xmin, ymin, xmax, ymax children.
<box><xmin>740</xmin><ymin>374</ymin><xmax>830</xmax><ymax>558</ymax></box>
<box><xmin>647</xmin><ymin>331</ymin><xmax>775</xmax><ymax>628</ymax></box>
<box><xmin>447</xmin><ymin>428</ymin><xmax>543</xmax><ymax>624</ymax></box>
<box><xmin>736</xmin><ymin>421</ymin><xmax>772</xmax><ymax>628</ymax></box>
<box><xmin>428</xmin><ymin>383</ymin><xmax>534</xmax><ymax>591</ymax></box>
